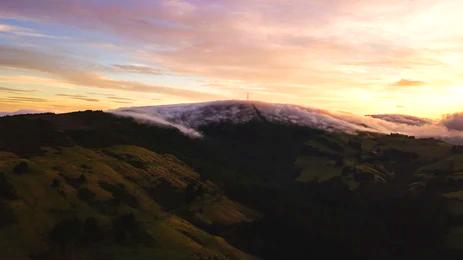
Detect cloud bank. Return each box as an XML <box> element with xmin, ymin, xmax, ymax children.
<box><xmin>111</xmin><ymin>100</ymin><xmax>463</xmax><ymax>144</ymax></box>
<box><xmin>441</xmin><ymin>113</ymin><xmax>463</xmax><ymax>132</ymax></box>
<box><xmin>336</xmin><ymin>112</ymin><xmax>463</xmax><ymax>145</ymax></box>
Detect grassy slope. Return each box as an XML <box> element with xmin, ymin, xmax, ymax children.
<box><xmin>0</xmin><ymin>145</ymin><xmax>253</xmax><ymax>259</ymax></box>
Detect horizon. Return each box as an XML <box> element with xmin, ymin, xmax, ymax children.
<box><xmin>1</xmin><ymin>1</ymin><xmax>463</xmax><ymax>118</ymax></box>
<box><xmin>0</xmin><ymin>98</ymin><xmax>457</xmax><ymax>121</ymax></box>
<box><xmin>0</xmin><ymin>98</ymin><xmax>438</xmax><ymax>119</ymax></box>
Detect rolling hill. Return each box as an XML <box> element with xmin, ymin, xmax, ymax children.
<box><xmin>1</xmin><ymin>105</ymin><xmax>463</xmax><ymax>258</ymax></box>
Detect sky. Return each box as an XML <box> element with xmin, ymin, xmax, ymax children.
<box><xmin>1</xmin><ymin>0</ymin><xmax>463</xmax><ymax>118</ymax></box>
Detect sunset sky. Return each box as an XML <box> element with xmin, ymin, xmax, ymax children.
<box><xmin>1</xmin><ymin>0</ymin><xmax>463</xmax><ymax>118</ymax></box>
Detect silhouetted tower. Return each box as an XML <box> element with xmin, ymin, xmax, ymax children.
<box><xmin>246</xmin><ymin>92</ymin><xmax>250</xmax><ymax>101</ymax></box>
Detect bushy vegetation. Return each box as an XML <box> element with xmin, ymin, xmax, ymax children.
<box><xmin>13</xmin><ymin>161</ymin><xmax>29</xmax><ymax>175</ymax></box>
<box><xmin>0</xmin><ymin>173</ymin><xmax>17</xmax><ymax>200</ymax></box>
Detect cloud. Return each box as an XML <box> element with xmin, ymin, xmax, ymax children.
<box><xmin>441</xmin><ymin>113</ymin><xmax>463</xmax><ymax>131</ymax></box>
<box><xmin>367</xmin><ymin>114</ymin><xmax>432</xmax><ymax>126</ymax></box>
<box><xmin>106</xmin><ymin>96</ymin><xmax>135</xmax><ymax>104</ymax></box>
<box><xmin>340</xmin><ymin>112</ymin><xmax>463</xmax><ymax>145</ymax></box>
<box><xmin>0</xmin><ymin>23</ymin><xmax>63</xmax><ymax>38</ymax></box>
<box><xmin>56</xmin><ymin>94</ymin><xmax>99</xmax><ymax>102</ymax></box>
<box><xmin>313</xmin><ymin>109</ymin><xmax>463</xmax><ymax>145</ymax></box>
<box><xmin>112</xmin><ymin>110</ymin><xmax>202</xmax><ymax>138</ymax></box>
<box><xmin>111</xmin><ymin>100</ymin><xmax>463</xmax><ymax>143</ymax></box>
<box><xmin>392</xmin><ymin>79</ymin><xmax>426</xmax><ymax>87</ymax></box>
<box><xmin>0</xmin><ymin>0</ymin><xmax>442</xmax><ymax>88</ymax></box>
<box><xmin>112</xmin><ymin>64</ymin><xmax>163</xmax><ymax>75</ymax></box>
<box><xmin>111</xmin><ymin>101</ymin><xmax>131</xmax><ymax>104</ymax></box>
<box><xmin>0</xmin><ymin>24</ymin><xmax>21</xmax><ymax>33</ymax></box>
<box><xmin>0</xmin><ymin>86</ymin><xmax>35</xmax><ymax>92</ymax></box>
<box><xmin>0</xmin><ymin>45</ymin><xmax>221</xmax><ymax>100</ymax></box>
<box><xmin>1</xmin><ymin>96</ymin><xmax>47</xmax><ymax>102</ymax></box>
<box><xmin>106</xmin><ymin>96</ymin><xmax>134</xmax><ymax>101</ymax></box>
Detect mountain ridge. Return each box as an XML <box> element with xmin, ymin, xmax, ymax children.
<box><xmin>112</xmin><ymin>100</ymin><xmax>380</xmax><ymax>137</ymax></box>
<box><xmin>111</xmin><ymin>100</ymin><xmax>463</xmax><ymax>144</ymax></box>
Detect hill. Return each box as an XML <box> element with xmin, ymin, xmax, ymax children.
<box><xmin>112</xmin><ymin>100</ymin><xmax>379</xmax><ymax>136</ymax></box>
<box><xmin>0</xmin><ymin>144</ymin><xmax>254</xmax><ymax>259</ymax></box>
<box><xmin>1</xmin><ymin>110</ymin><xmax>463</xmax><ymax>258</ymax></box>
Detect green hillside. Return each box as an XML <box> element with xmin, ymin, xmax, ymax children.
<box><xmin>0</xmin><ymin>145</ymin><xmax>253</xmax><ymax>259</ymax></box>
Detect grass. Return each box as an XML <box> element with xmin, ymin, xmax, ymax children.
<box><xmin>295</xmin><ymin>156</ymin><xmax>342</xmax><ymax>182</ymax></box>
<box><xmin>187</xmin><ymin>195</ymin><xmax>260</xmax><ymax>226</ymax></box>
<box><xmin>0</xmin><ymin>145</ymin><xmax>251</xmax><ymax>259</ymax></box>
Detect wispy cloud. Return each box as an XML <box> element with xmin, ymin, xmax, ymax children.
<box><xmin>1</xmin><ymin>96</ymin><xmax>47</xmax><ymax>102</ymax></box>
<box><xmin>392</xmin><ymin>79</ymin><xmax>426</xmax><ymax>87</ymax></box>
<box><xmin>106</xmin><ymin>96</ymin><xmax>134</xmax><ymax>101</ymax></box>
<box><xmin>0</xmin><ymin>45</ymin><xmax>222</xmax><ymax>100</ymax></box>
<box><xmin>0</xmin><ymin>86</ymin><xmax>35</xmax><ymax>92</ymax></box>
<box><xmin>0</xmin><ymin>23</ymin><xmax>65</xmax><ymax>39</ymax></box>
<box><xmin>106</xmin><ymin>95</ymin><xmax>136</xmax><ymax>104</ymax></box>
<box><xmin>112</xmin><ymin>64</ymin><xmax>163</xmax><ymax>75</ymax></box>
<box><xmin>56</xmin><ymin>94</ymin><xmax>99</xmax><ymax>102</ymax></box>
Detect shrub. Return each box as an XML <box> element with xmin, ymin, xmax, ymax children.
<box><xmin>80</xmin><ymin>164</ymin><xmax>91</xmax><ymax>170</ymax></box>
<box><xmin>112</xmin><ymin>213</ymin><xmax>137</xmax><ymax>243</ymax></box>
<box><xmin>63</xmin><ymin>174</ymin><xmax>86</xmax><ymax>188</ymax></box>
<box><xmin>50</xmin><ymin>178</ymin><xmax>61</xmax><ymax>188</ymax></box>
<box><xmin>81</xmin><ymin>217</ymin><xmax>104</xmax><ymax>243</ymax></box>
<box><xmin>49</xmin><ymin>218</ymin><xmax>83</xmax><ymax>246</ymax></box>
<box><xmin>185</xmin><ymin>183</ymin><xmax>204</xmax><ymax>203</ymax></box>
<box><xmin>49</xmin><ymin>216</ymin><xmax>104</xmax><ymax>249</ymax></box>
<box><xmin>77</xmin><ymin>187</ymin><xmax>96</xmax><ymax>203</ymax></box>
<box><xmin>13</xmin><ymin>161</ymin><xmax>29</xmax><ymax>175</ymax></box>
<box><xmin>112</xmin><ymin>213</ymin><xmax>152</xmax><ymax>244</ymax></box>
<box><xmin>99</xmin><ymin>181</ymin><xmax>139</xmax><ymax>208</ymax></box>
<box><xmin>0</xmin><ymin>201</ymin><xmax>16</xmax><ymax>228</ymax></box>
<box><xmin>0</xmin><ymin>173</ymin><xmax>18</xmax><ymax>200</ymax></box>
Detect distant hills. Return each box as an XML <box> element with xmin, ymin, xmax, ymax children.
<box><xmin>1</xmin><ymin>103</ymin><xmax>463</xmax><ymax>258</ymax></box>
<box><xmin>0</xmin><ymin>109</ymin><xmax>43</xmax><ymax>117</ymax></box>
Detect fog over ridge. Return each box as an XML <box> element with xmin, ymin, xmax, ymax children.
<box><xmin>110</xmin><ymin>100</ymin><xmax>463</xmax><ymax>145</ymax></box>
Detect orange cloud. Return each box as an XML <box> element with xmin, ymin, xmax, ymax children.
<box><xmin>392</xmin><ymin>79</ymin><xmax>426</xmax><ymax>87</ymax></box>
